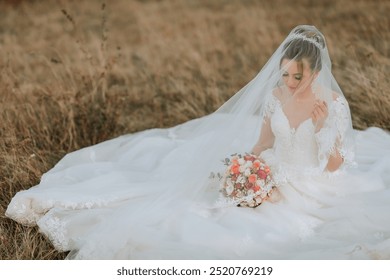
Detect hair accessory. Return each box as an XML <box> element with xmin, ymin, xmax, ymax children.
<box><xmin>288</xmin><ymin>33</ymin><xmax>324</xmax><ymax>50</ymax></box>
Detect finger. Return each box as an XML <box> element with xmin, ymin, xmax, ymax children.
<box><xmin>314</xmin><ymin>108</ymin><xmax>326</xmax><ymax>121</ymax></box>
<box><xmin>319</xmin><ymin>104</ymin><xmax>328</xmax><ymax>116</ymax></box>
<box><xmin>311</xmin><ymin>109</ymin><xmax>316</xmax><ymax>119</ymax></box>
<box><xmin>315</xmin><ymin>105</ymin><xmax>324</xmax><ymax>114</ymax></box>
<box><xmin>312</xmin><ymin>109</ymin><xmax>319</xmax><ymax>121</ymax></box>
<box><xmin>313</xmin><ymin>106</ymin><xmax>323</xmax><ymax>116</ymax></box>
<box><xmin>316</xmin><ymin>100</ymin><xmax>327</xmax><ymax>105</ymax></box>
<box><xmin>315</xmin><ymin>100</ymin><xmax>327</xmax><ymax>110</ymax></box>
<box><xmin>323</xmin><ymin>101</ymin><xmax>329</xmax><ymax>111</ymax></box>
<box><xmin>320</xmin><ymin>101</ymin><xmax>328</xmax><ymax>110</ymax></box>
<box><xmin>316</xmin><ymin>103</ymin><xmax>328</xmax><ymax>116</ymax></box>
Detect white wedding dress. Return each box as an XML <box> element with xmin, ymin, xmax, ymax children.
<box><xmin>6</xmin><ymin>95</ymin><xmax>390</xmax><ymax>259</ymax></box>
<box><xmin>6</xmin><ymin>25</ymin><xmax>390</xmax><ymax>259</ymax></box>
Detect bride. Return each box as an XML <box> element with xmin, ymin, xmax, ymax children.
<box><xmin>6</xmin><ymin>25</ymin><xmax>390</xmax><ymax>259</ymax></box>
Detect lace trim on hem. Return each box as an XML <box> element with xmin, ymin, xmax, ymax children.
<box><xmin>37</xmin><ymin>211</ymin><xmax>69</xmax><ymax>251</ymax></box>
<box><xmin>6</xmin><ymin>194</ymin><xmax>120</xmax><ymax>226</ymax></box>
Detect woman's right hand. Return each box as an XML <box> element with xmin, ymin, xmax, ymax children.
<box><xmin>311</xmin><ymin>100</ymin><xmax>328</xmax><ymax>132</ymax></box>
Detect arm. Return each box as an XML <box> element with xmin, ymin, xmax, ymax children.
<box><xmin>313</xmin><ymin>95</ymin><xmax>350</xmax><ymax>172</ymax></box>
<box><xmin>252</xmin><ymin>90</ymin><xmax>279</xmax><ymax>157</ymax></box>
<box><xmin>251</xmin><ymin>117</ymin><xmax>275</xmax><ymax>157</ymax></box>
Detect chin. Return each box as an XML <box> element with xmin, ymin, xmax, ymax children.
<box><xmin>288</xmin><ymin>87</ymin><xmax>296</xmax><ymax>93</ymax></box>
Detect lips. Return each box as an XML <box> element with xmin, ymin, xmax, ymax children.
<box><xmin>288</xmin><ymin>87</ymin><xmax>296</xmax><ymax>92</ymax></box>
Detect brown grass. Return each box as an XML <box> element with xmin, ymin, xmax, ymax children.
<box><xmin>0</xmin><ymin>0</ymin><xmax>389</xmax><ymax>259</ymax></box>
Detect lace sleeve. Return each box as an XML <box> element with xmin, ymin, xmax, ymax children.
<box><xmin>262</xmin><ymin>93</ymin><xmax>279</xmax><ymax>121</ymax></box>
<box><xmin>315</xmin><ymin>96</ymin><xmax>355</xmax><ymax>171</ymax></box>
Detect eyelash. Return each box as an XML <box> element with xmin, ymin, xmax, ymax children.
<box><xmin>282</xmin><ymin>73</ymin><xmax>302</xmax><ymax>80</ymax></box>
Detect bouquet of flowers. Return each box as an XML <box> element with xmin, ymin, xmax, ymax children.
<box><xmin>220</xmin><ymin>153</ymin><xmax>278</xmax><ymax>208</ymax></box>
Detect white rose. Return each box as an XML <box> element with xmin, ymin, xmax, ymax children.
<box><xmin>256</xmin><ymin>179</ymin><xmax>264</xmax><ymax>187</ymax></box>
<box><xmin>239</xmin><ymin>165</ymin><xmax>245</xmax><ymax>173</ymax></box>
<box><xmin>237</xmin><ymin>175</ymin><xmax>246</xmax><ymax>184</ymax></box>
<box><xmin>226</xmin><ymin>184</ymin><xmax>234</xmax><ymax>195</ymax></box>
<box><xmin>245</xmin><ymin>161</ymin><xmax>253</xmax><ymax>168</ymax></box>
<box><xmin>238</xmin><ymin>158</ymin><xmax>245</xmax><ymax>165</ymax></box>
<box><xmin>255</xmin><ymin>196</ymin><xmax>263</xmax><ymax>204</ymax></box>
<box><xmin>244</xmin><ymin>168</ymin><xmax>251</xmax><ymax>177</ymax></box>
<box><xmin>264</xmin><ymin>183</ymin><xmax>272</xmax><ymax>192</ymax></box>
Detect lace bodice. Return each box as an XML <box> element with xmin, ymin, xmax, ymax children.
<box><xmin>271</xmin><ymin>101</ymin><xmax>319</xmax><ymax>168</ymax></box>
<box><xmin>260</xmin><ymin>94</ymin><xmax>354</xmax><ymax>180</ymax></box>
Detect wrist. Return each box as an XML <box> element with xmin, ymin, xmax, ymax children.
<box><xmin>314</xmin><ymin>121</ymin><xmax>325</xmax><ymax>133</ymax></box>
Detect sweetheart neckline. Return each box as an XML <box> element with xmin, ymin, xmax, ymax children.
<box><xmin>276</xmin><ymin>105</ymin><xmax>313</xmax><ymax>133</ymax></box>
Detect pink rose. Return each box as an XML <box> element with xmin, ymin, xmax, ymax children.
<box><xmin>257</xmin><ymin>169</ymin><xmax>267</xmax><ymax>180</ymax></box>
<box><xmin>248</xmin><ymin>174</ymin><xmax>257</xmax><ymax>183</ymax></box>
<box><xmin>252</xmin><ymin>160</ymin><xmax>261</xmax><ymax>170</ymax></box>
<box><xmin>244</xmin><ymin>155</ymin><xmax>256</xmax><ymax>162</ymax></box>
<box><xmin>245</xmin><ymin>182</ymin><xmax>253</xmax><ymax>189</ymax></box>
<box><xmin>231</xmin><ymin>164</ymin><xmax>240</xmax><ymax>175</ymax></box>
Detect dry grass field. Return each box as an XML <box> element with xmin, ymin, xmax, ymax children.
<box><xmin>0</xmin><ymin>0</ymin><xmax>389</xmax><ymax>259</ymax></box>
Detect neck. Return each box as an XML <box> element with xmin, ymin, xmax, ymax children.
<box><xmin>293</xmin><ymin>88</ymin><xmax>313</xmax><ymax>102</ymax></box>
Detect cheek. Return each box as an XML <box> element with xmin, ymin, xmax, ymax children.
<box><xmin>292</xmin><ymin>79</ymin><xmax>301</xmax><ymax>85</ymax></box>
<box><xmin>289</xmin><ymin>78</ymin><xmax>300</xmax><ymax>87</ymax></box>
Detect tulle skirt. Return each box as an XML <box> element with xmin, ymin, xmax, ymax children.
<box><xmin>6</xmin><ymin>126</ymin><xmax>390</xmax><ymax>259</ymax></box>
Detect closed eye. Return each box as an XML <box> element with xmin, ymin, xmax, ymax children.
<box><xmin>294</xmin><ymin>75</ymin><xmax>302</xmax><ymax>80</ymax></box>
<box><xmin>282</xmin><ymin>73</ymin><xmax>302</xmax><ymax>81</ymax></box>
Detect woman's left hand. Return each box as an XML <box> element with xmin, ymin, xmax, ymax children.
<box><xmin>311</xmin><ymin>100</ymin><xmax>328</xmax><ymax>132</ymax></box>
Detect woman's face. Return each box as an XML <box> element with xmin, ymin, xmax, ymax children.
<box><xmin>280</xmin><ymin>58</ymin><xmax>316</xmax><ymax>94</ymax></box>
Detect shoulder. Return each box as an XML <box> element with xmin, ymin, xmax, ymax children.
<box><xmin>332</xmin><ymin>91</ymin><xmax>339</xmax><ymax>101</ymax></box>
<box><xmin>272</xmin><ymin>86</ymin><xmax>288</xmax><ymax>103</ymax></box>
<box><xmin>262</xmin><ymin>87</ymin><xmax>283</xmax><ymax>117</ymax></box>
<box><xmin>330</xmin><ymin>91</ymin><xmax>349</xmax><ymax>107</ymax></box>
<box><xmin>329</xmin><ymin>92</ymin><xmax>351</xmax><ymax>120</ymax></box>
<box><xmin>272</xmin><ymin>87</ymin><xmax>283</xmax><ymax>99</ymax></box>
<box><xmin>331</xmin><ymin>91</ymin><xmax>343</xmax><ymax>102</ymax></box>
<box><xmin>264</xmin><ymin>87</ymin><xmax>283</xmax><ymax>104</ymax></box>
